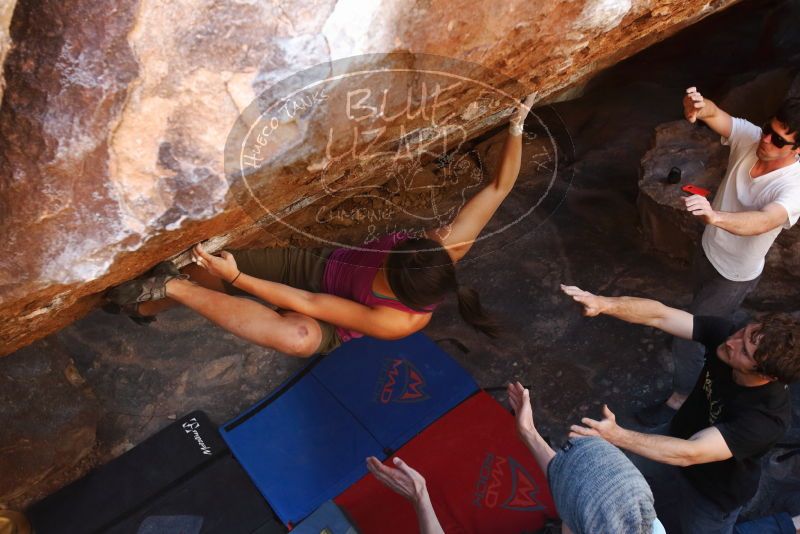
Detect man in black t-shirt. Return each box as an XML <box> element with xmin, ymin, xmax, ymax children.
<box><xmin>560</xmin><ymin>284</ymin><xmax>799</xmax><ymax>534</ymax></box>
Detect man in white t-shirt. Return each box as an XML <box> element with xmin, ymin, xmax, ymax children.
<box><xmin>637</xmin><ymin>87</ymin><xmax>800</xmax><ymax>426</ymax></box>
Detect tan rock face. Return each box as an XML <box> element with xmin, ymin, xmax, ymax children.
<box><xmin>0</xmin><ymin>0</ymin><xmax>16</xmax><ymax>105</ymax></box>
<box><xmin>0</xmin><ymin>0</ymin><xmax>738</xmax><ymax>356</ymax></box>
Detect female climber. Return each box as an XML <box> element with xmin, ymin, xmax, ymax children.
<box><xmin>106</xmin><ymin>94</ymin><xmax>537</xmax><ymax>357</ymax></box>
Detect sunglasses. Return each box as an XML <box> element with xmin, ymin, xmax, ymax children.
<box><xmin>761</xmin><ymin>121</ymin><xmax>798</xmax><ymax>149</ymax></box>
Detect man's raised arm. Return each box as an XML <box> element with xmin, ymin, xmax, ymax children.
<box><xmin>560</xmin><ymin>284</ymin><xmax>694</xmax><ymax>340</ymax></box>
<box><xmin>684</xmin><ymin>86</ymin><xmax>733</xmax><ymax>139</ymax></box>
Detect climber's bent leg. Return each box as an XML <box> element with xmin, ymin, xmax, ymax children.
<box><xmin>165</xmin><ymin>278</ymin><xmax>323</xmax><ymax>357</ymax></box>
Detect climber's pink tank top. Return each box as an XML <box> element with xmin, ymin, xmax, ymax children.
<box><xmin>322</xmin><ymin>232</ymin><xmax>437</xmax><ymax>342</ymax></box>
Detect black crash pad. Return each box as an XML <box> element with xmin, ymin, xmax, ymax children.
<box><xmin>105</xmin><ymin>454</ymin><xmax>285</xmax><ymax>534</ymax></box>
<box><xmin>27</xmin><ymin>411</ymin><xmax>282</xmax><ymax>534</ymax></box>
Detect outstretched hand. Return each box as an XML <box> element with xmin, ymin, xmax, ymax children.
<box><xmin>560</xmin><ymin>284</ymin><xmax>606</xmax><ymax>317</ymax></box>
<box><xmin>367</xmin><ymin>456</ymin><xmax>428</xmax><ymax>505</ymax></box>
<box><xmin>192</xmin><ymin>243</ymin><xmax>239</xmax><ymax>283</ymax></box>
<box><xmin>683</xmin><ymin>86</ymin><xmax>706</xmax><ymax>123</ymax></box>
<box><xmin>507</xmin><ymin>381</ymin><xmax>537</xmax><ymax>441</ymax></box>
<box><xmin>510</xmin><ymin>93</ymin><xmax>537</xmax><ymax>132</ymax></box>
<box><xmin>568</xmin><ymin>404</ymin><xmax>623</xmax><ymax>444</ymax></box>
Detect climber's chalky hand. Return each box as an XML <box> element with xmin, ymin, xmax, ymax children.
<box><xmin>510</xmin><ymin>93</ymin><xmax>537</xmax><ymax>134</ymax></box>
<box><xmin>192</xmin><ymin>243</ymin><xmax>239</xmax><ymax>283</ymax></box>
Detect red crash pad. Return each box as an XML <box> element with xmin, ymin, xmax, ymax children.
<box><xmin>335</xmin><ymin>392</ymin><xmax>557</xmax><ymax>533</ymax></box>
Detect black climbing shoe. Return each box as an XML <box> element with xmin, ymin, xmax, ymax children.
<box><xmin>103</xmin><ymin>261</ymin><xmax>185</xmax><ymax>325</ymax></box>
<box><xmin>106</xmin><ymin>261</ymin><xmax>187</xmax><ymax>306</ymax></box>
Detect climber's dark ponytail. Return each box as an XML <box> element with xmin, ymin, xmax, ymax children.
<box><xmin>386</xmin><ymin>237</ymin><xmax>500</xmax><ymax>338</ymax></box>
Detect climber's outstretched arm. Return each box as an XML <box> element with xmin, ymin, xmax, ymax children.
<box><xmin>431</xmin><ymin>93</ymin><xmax>536</xmax><ymax>262</ymax></box>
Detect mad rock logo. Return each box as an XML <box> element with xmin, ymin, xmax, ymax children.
<box><xmin>375</xmin><ymin>358</ymin><xmax>429</xmax><ymax>404</ymax></box>
<box><xmin>473</xmin><ymin>453</ymin><xmax>544</xmax><ymax>512</ymax></box>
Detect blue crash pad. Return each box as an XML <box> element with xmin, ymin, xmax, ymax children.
<box><xmin>292</xmin><ymin>500</ymin><xmax>357</xmax><ymax>534</ymax></box>
<box><xmin>220</xmin><ymin>333</ymin><xmax>476</xmax><ymax>526</ymax></box>
<box><xmin>221</xmin><ymin>373</ymin><xmax>384</xmax><ymax>525</ymax></box>
<box><xmin>311</xmin><ymin>333</ymin><xmax>478</xmax><ymax>451</ymax></box>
